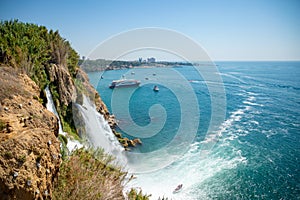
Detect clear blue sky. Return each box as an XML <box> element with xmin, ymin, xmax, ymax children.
<box><xmin>1</xmin><ymin>0</ymin><xmax>300</xmax><ymax>61</ymax></box>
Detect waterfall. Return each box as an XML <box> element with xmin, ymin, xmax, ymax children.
<box><xmin>45</xmin><ymin>85</ymin><xmax>82</xmax><ymax>151</ymax></box>
<box><xmin>45</xmin><ymin>85</ymin><xmax>126</xmax><ymax>164</ymax></box>
<box><xmin>45</xmin><ymin>85</ymin><xmax>64</xmax><ymax>135</ymax></box>
<box><xmin>76</xmin><ymin>95</ymin><xmax>127</xmax><ymax>166</ymax></box>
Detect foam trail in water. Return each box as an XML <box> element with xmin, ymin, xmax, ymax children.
<box><xmin>126</xmin><ymin>141</ymin><xmax>246</xmax><ymax>200</ymax></box>
<box><xmin>126</xmin><ymin>100</ymin><xmax>250</xmax><ymax>199</ymax></box>
<box><xmin>76</xmin><ymin>95</ymin><xmax>127</xmax><ymax>166</ymax></box>
<box><xmin>45</xmin><ymin>85</ymin><xmax>82</xmax><ymax>151</ymax></box>
<box><xmin>126</xmin><ymin>92</ymin><xmax>254</xmax><ymax>199</ymax></box>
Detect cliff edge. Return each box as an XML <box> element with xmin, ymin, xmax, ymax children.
<box><xmin>0</xmin><ymin>67</ymin><xmax>61</xmax><ymax>199</ymax></box>
<box><xmin>0</xmin><ymin>20</ymin><xmax>148</xmax><ymax>200</ymax></box>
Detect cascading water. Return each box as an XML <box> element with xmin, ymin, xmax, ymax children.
<box><xmin>76</xmin><ymin>95</ymin><xmax>127</xmax><ymax>166</ymax></box>
<box><xmin>45</xmin><ymin>85</ymin><xmax>82</xmax><ymax>151</ymax></box>
<box><xmin>45</xmin><ymin>85</ymin><xmax>126</xmax><ymax>164</ymax></box>
<box><xmin>45</xmin><ymin>85</ymin><xmax>64</xmax><ymax>135</ymax></box>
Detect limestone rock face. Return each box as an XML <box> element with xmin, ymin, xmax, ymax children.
<box><xmin>0</xmin><ymin>67</ymin><xmax>61</xmax><ymax>200</ymax></box>
<box><xmin>46</xmin><ymin>64</ymin><xmax>76</xmax><ymax>106</ymax></box>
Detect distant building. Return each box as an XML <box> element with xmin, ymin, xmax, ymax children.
<box><xmin>147</xmin><ymin>57</ymin><xmax>156</xmax><ymax>63</ymax></box>
<box><xmin>138</xmin><ymin>57</ymin><xmax>143</xmax><ymax>63</ymax></box>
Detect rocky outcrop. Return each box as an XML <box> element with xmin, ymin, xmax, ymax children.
<box><xmin>0</xmin><ymin>67</ymin><xmax>61</xmax><ymax>200</ymax></box>
<box><xmin>46</xmin><ymin>64</ymin><xmax>76</xmax><ymax>106</ymax></box>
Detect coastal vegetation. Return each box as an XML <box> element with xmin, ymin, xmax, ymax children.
<box><xmin>0</xmin><ymin>19</ymin><xmax>79</xmax><ymax>136</ymax></box>
<box><xmin>0</xmin><ymin>20</ymin><xmax>78</xmax><ymax>88</ymax></box>
<box><xmin>53</xmin><ymin>148</ymin><xmax>150</xmax><ymax>200</ymax></box>
<box><xmin>0</xmin><ymin>20</ymin><xmax>150</xmax><ymax>199</ymax></box>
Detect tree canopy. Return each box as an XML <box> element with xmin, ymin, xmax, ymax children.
<box><xmin>0</xmin><ymin>19</ymin><xmax>79</xmax><ymax>89</ymax></box>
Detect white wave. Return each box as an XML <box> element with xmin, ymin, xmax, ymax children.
<box><xmin>247</xmin><ymin>96</ymin><xmax>256</xmax><ymax>101</ymax></box>
<box><xmin>246</xmin><ymin>91</ymin><xmax>259</xmax><ymax>96</ymax></box>
<box><xmin>124</xmin><ymin>91</ymin><xmax>259</xmax><ymax>199</ymax></box>
<box><xmin>218</xmin><ymin>72</ymin><xmax>246</xmax><ymax>84</ymax></box>
<box><xmin>125</xmin><ymin>102</ymin><xmax>249</xmax><ymax>199</ymax></box>
<box><xmin>243</xmin><ymin>101</ymin><xmax>260</xmax><ymax>106</ymax></box>
<box><xmin>126</xmin><ymin>141</ymin><xmax>246</xmax><ymax>200</ymax></box>
<box><xmin>250</xmin><ymin>120</ymin><xmax>259</xmax><ymax>125</ymax></box>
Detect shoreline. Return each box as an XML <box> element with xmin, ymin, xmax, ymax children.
<box><xmin>79</xmin><ymin>59</ymin><xmax>194</xmax><ymax>72</ymax></box>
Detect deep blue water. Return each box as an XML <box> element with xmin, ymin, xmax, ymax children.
<box><xmin>88</xmin><ymin>61</ymin><xmax>300</xmax><ymax>199</ymax></box>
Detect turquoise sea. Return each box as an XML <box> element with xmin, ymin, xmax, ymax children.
<box><xmin>88</xmin><ymin>61</ymin><xmax>300</xmax><ymax>199</ymax></box>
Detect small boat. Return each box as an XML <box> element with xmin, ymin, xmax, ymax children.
<box><xmin>131</xmin><ymin>71</ymin><xmax>135</xmax><ymax>75</ymax></box>
<box><xmin>153</xmin><ymin>85</ymin><xmax>159</xmax><ymax>92</ymax></box>
<box><xmin>109</xmin><ymin>79</ymin><xmax>140</xmax><ymax>89</ymax></box>
<box><xmin>173</xmin><ymin>184</ymin><xmax>183</xmax><ymax>193</ymax></box>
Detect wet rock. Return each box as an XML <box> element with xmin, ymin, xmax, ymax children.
<box><xmin>133</xmin><ymin>138</ymin><xmax>142</xmax><ymax>145</ymax></box>
<box><xmin>128</xmin><ymin>140</ymin><xmax>136</xmax><ymax>147</ymax></box>
<box><xmin>118</xmin><ymin>137</ymin><xmax>129</xmax><ymax>148</ymax></box>
<box><xmin>125</xmin><ymin>147</ymin><xmax>130</xmax><ymax>151</ymax></box>
<box><xmin>114</xmin><ymin>132</ymin><xmax>122</xmax><ymax>138</ymax></box>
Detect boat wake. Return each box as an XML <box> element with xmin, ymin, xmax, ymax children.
<box><xmin>125</xmin><ymin>92</ymin><xmax>256</xmax><ymax>199</ymax></box>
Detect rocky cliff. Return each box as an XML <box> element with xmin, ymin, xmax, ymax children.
<box><xmin>0</xmin><ymin>20</ymin><xmax>147</xmax><ymax>199</ymax></box>
<box><xmin>0</xmin><ymin>67</ymin><xmax>61</xmax><ymax>199</ymax></box>
<box><xmin>0</xmin><ymin>63</ymin><xmax>118</xmax><ymax>199</ymax></box>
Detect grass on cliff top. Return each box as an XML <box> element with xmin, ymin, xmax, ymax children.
<box><xmin>53</xmin><ymin>148</ymin><xmax>150</xmax><ymax>200</ymax></box>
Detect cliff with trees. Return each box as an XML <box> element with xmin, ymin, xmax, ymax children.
<box><xmin>0</xmin><ymin>20</ymin><xmax>149</xmax><ymax>200</ymax></box>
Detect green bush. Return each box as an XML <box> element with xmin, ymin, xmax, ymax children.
<box><xmin>127</xmin><ymin>188</ymin><xmax>151</xmax><ymax>200</ymax></box>
<box><xmin>52</xmin><ymin>148</ymin><xmax>126</xmax><ymax>200</ymax></box>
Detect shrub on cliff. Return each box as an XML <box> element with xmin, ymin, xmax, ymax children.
<box><xmin>53</xmin><ymin>148</ymin><xmax>150</xmax><ymax>200</ymax></box>
<box><xmin>0</xmin><ymin>19</ymin><xmax>79</xmax><ymax>88</ymax></box>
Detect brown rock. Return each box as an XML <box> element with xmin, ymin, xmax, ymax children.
<box><xmin>46</xmin><ymin>64</ymin><xmax>76</xmax><ymax>106</ymax></box>
<box><xmin>133</xmin><ymin>138</ymin><xmax>142</xmax><ymax>145</ymax></box>
<box><xmin>127</xmin><ymin>140</ymin><xmax>136</xmax><ymax>147</ymax></box>
<box><xmin>0</xmin><ymin>67</ymin><xmax>61</xmax><ymax>200</ymax></box>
